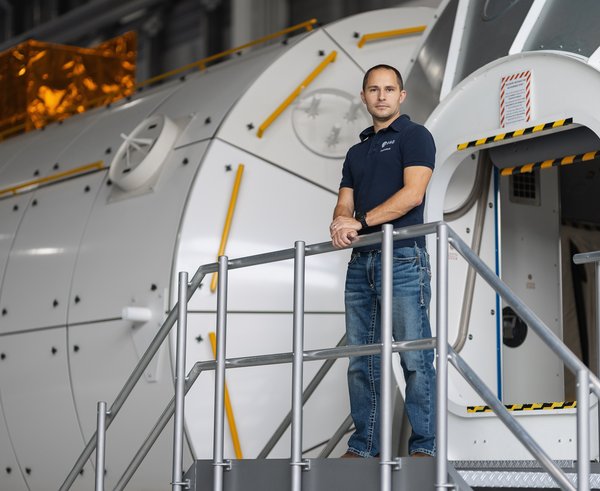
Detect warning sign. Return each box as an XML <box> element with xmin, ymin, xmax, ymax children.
<box><xmin>500</xmin><ymin>70</ymin><xmax>531</xmax><ymax>128</ymax></box>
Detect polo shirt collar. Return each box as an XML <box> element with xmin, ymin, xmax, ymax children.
<box><xmin>359</xmin><ymin>114</ymin><xmax>411</xmax><ymax>141</ymax></box>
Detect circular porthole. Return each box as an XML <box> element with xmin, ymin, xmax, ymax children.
<box><xmin>108</xmin><ymin>114</ymin><xmax>179</xmax><ymax>191</ymax></box>
<box><xmin>502</xmin><ymin>306</ymin><xmax>528</xmax><ymax>348</ymax></box>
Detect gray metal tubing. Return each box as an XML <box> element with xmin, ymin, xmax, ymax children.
<box><xmin>258</xmin><ymin>334</ymin><xmax>347</xmax><ymax>459</ymax></box>
<box><xmin>213</xmin><ymin>256</ymin><xmax>229</xmax><ymax>491</ymax></box>
<box><xmin>380</xmin><ymin>224</ymin><xmax>394</xmax><ymax>491</ymax></box>
<box><xmin>577</xmin><ymin>369</ymin><xmax>590</xmax><ymax>491</ymax></box>
<box><xmin>95</xmin><ymin>401</ymin><xmax>107</xmax><ymax>491</ymax></box>
<box><xmin>447</xmin><ymin>229</ymin><xmax>600</xmax><ymax>397</ymax></box>
<box><xmin>318</xmin><ymin>414</ymin><xmax>354</xmax><ymax>458</ymax></box>
<box><xmin>172</xmin><ymin>272</ymin><xmax>189</xmax><ymax>491</ymax></box>
<box><xmin>436</xmin><ymin>223</ymin><xmax>449</xmax><ymax>490</ymax></box>
<box><xmin>573</xmin><ymin>251</ymin><xmax>600</xmax><ymax>265</ymax></box>
<box><xmin>448</xmin><ymin>349</ymin><xmax>575</xmax><ymax>491</ymax></box>
<box><xmin>116</xmin><ymin>338</ymin><xmax>436</xmax><ymax>487</ymax></box>
<box><xmin>59</xmin><ymin>272</ymin><xmax>206</xmax><ymax>491</ymax></box>
<box><xmin>114</xmin><ymin>363</ymin><xmax>206</xmax><ymax>491</ymax></box>
<box><xmin>453</xmin><ymin>160</ymin><xmax>492</xmax><ymax>353</ymax></box>
<box><xmin>291</xmin><ymin>241</ymin><xmax>306</xmax><ymax>491</ymax></box>
<box><xmin>444</xmin><ymin>153</ymin><xmax>488</xmax><ymax>221</ymax></box>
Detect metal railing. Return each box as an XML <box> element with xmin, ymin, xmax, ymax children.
<box><xmin>61</xmin><ymin>222</ymin><xmax>600</xmax><ymax>491</ymax></box>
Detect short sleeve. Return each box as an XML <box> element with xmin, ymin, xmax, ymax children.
<box><xmin>339</xmin><ymin>149</ymin><xmax>354</xmax><ymax>189</ymax></box>
<box><xmin>401</xmin><ymin>125</ymin><xmax>436</xmax><ymax>169</ymax></box>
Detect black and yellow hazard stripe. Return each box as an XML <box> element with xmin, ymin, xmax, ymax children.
<box><xmin>467</xmin><ymin>401</ymin><xmax>577</xmax><ymax>413</ymax></box>
<box><xmin>456</xmin><ymin>118</ymin><xmax>573</xmax><ymax>151</ymax></box>
<box><xmin>500</xmin><ymin>150</ymin><xmax>600</xmax><ymax>176</ymax></box>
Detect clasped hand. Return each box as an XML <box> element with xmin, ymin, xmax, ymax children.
<box><xmin>329</xmin><ymin>216</ymin><xmax>361</xmax><ymax>249</ymax></box>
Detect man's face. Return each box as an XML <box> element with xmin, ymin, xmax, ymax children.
<box><xmin>360</xmin><ymin>68</ymin><xmax>406</xmax><ymax>123</ymax></box>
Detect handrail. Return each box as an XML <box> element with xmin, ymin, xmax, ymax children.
<box><xmin>256</xmin><ymin>50</ymin><xmax>337</xmax><ymax>138</ymax></box>
<box><xmin>136</xmin><ymin>18</ymin><xmax>318</xmax><ymax>89</ymax></box>
<box><xmin>64</xmin><ymin>220</ymin><xmax>600</xmax><ymax>491</ymax></box>
<box><xmin>357</xmin><ymin>26</ymin><xmax>427</xmax><ymax>48</ymax></box>
<box><xmin>114</xmin><ymin>338</ymin><xmax>435</xmax><ymax>489</ymax></box>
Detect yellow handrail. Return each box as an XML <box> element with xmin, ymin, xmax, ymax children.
<box><xmin>357</xmin><ymin>25</ymin><xmax>427</xmax><ymax>48</ymax></box>
<box><xmin>256</xmin><ymin>50</ymin><xmax>337</xmax><ymax>138</ymax></box>
<box><xmin>136</xmin><ymin>18</ymin><xmax>318</xmax><ymax>89</ymax></box>
<box><xmin>0</xmin><ymin>161</ymin><xmax>105</xmax><ymax>198</ymax></box>
<box><xmin>209</xmin><ymin>331</ymin><xmax>243</xmax><ymax>459</ymax></box>
<box><xmin>211</xmin><ymin>164</ymin><xmax>244</xmax><ymax>292</ymax></box>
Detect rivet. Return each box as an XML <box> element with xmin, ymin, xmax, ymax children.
<box><xmin>32</xmin><ymin>199</ymin><xmax>38</xmax><ymax>207</ymax></box>
<box><xmin>79</xmin><ymin>469</ymin><xmax>84</xmax><ymax>475</ymax></box>
<box><xmin>53</xmin><ymin>299</ymin><xmax>59</xmax><ymax>307</ymax></box>
<box><xmin>282</xmin><ymin>39</ymin><xmax>288</xmax><ymax>45</ymax></box>
<box><xmin>1</xmin><ymin>308</ymin><xmax>6</xmax><ymax>315</ymax></box>
<box><xmin>51</xmin><ymin>347</ymin><xmax>57</xmax><ymax>355</ymax></box>
<box><xmin>150</xmin><ymin>283</ymin><xmax>157</xmax><ymax>291</ymax></box>
<box><xmin>106</xmin><ymin>179</ymin><xmax>112</xmax><ymax>186</ymax></box>
<box><xmin>74</xmin><ymin>295</ymin><xmax>80</xmax><ymax>304</ymax></box>
<box><xmin>468</xmin><ymin>334</ymin><xmax>473</xmax><ymax>340</ymax></box>
<box><xmin>179</xmin><ymin>75</ymin><xmax>186</xmax><ymax>82</ymax></box>
<box><xmin>105</xmin><ymin>147</ymin><xmax>112</xmax><ymax>154</ymax></box>
<box><xmin>195</xmin><ymin>335</ymin><xmax>203</xmax><ymax>343</ymax></box>
<box><xmin>318</xmin><ymin>50</ymin><xmax>325</xmax><ymax>56</ymax></box>
<box><xmin>466</xmin><ymin>227</ymin><xmax>470</xmax><ymax>233</ymax></box>
<box><xmin>73</xmin><ymin>345</ymin><xmax>80</xmax><ymax>353</ymax></box>
<box><xmin>126</xmin><ymin>95</ymin><xmax>132</xmax><ymax>101</ymax></box>
<box><xmin>106</xmin><ymin>103</ymin><xmax>112</xmax><ymax>109</ymax></box>
<box><xmin>33</xmin><ymin>169</ymin><xmax>40</xmax><ymax>176</ymax></box>
<box><xmin>490</xmin><ymin>309</ymin><xmax>495</xmax><ymax>315</ymax></box>
<box><xmin>25</xmin><ymin>468</ymin><xmax>31</xmax><ymax>475</ymax></box>
<box><xmin>6</xmin><ymin>467</ymin><xmax>11</xmax><ymax>474</ymax></box>
<box><xmin>236</xmin><ymin>51</ymin><xmax>242</xmax><ymax>56</ymax></box>
<box><xmin>488</xmin><ymin>202</ymin><xmax>493</xmax><ymax>208</ymax></box>
<box><xmin>84</xmin><ymin>185</ymin><xmax>90</xmax><ymax>193</ymax></box>
<box><xmin>0</xmin><ymin>353</ymin><xmax>5</xmax><ymax>360</ymax></box>
<box><xmin>12</xmin><ymin>204</ymin><xmax>18</xmax><ymax>211</ymax></box>
<box><xmin>353</xmin><ymin>32</ymin><xmax>360</xmax><ymax>38</ymax></box>
<box><xmin>182</xmin><ymin>158</ymin><xmax>189</xmax><ymax>165</ymax></box>
<box><xmin>204</xmin><ymin>117</ymin><xmax>211</xmax><ymax>125</ymax></box>
<box><xmin>225</xmin><ymin>164</ymin><xmax>232</xmax><ymax>172</ymax></box>
<box><xmin>53</xmin><ymin>163</ymin><xmax>59</xmax><ymax>170</ymax></box>
<box><xmin>246</xmin><ymin>123</ymin><xmax>254</xmax><ymax>130</ymax></box>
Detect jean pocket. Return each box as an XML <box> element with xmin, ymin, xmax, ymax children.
<box><xmin>348</xmin><ymin>253</ymin><xmax>360</xmax><ymax>265</ymax></box>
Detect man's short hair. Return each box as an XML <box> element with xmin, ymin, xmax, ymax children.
<box><xmin>362</xmin><ymin>64</ymin><xmax>404</xmax><ymax>91</ymax></box>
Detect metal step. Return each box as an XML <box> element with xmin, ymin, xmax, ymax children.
<box><xmin>184</xmin><ymin>457</ymin><xmax>444</xmax><ymax>491</ymax></box>
<box><xmin>453</xmin><ymin>460</ymin><xmax>600</xmax><ymax>489</ymax></box>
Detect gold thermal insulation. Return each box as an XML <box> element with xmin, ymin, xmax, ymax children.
<box><xmin>0</xmin><ymin>31</ymin><xmax>136</xmax><ymax>137</ymax></box>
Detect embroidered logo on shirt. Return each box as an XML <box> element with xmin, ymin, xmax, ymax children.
<box><xmin>380</xmin><ymin>139</ymin><xmax>395</xmax><ymax>152</ymax></box>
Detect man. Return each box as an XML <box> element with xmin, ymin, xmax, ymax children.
<box><xmin>330</xmin><ymin>64</ymin><xmax>436</xmax><ymax>458</ymax></box>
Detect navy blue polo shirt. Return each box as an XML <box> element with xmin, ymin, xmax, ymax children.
<box><xmin>339</xmin><ymin>114</ymin><xmax>435</xmax><ymax>251</ymax></box>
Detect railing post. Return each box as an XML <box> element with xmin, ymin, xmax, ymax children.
<box><xmin>577</xmin><ymin>369</ymin><xmax>590</xmax><ymax>491</ymax></box>
<box><xmin>213</xmin><ymin>256</ymin><xmax>229</xmax><ymax>491</ymax></box>
<box><xmin>291</xmin><ymin>241</ymin><xmax>307</xmax><ymax>491</ymax></box>
<box><xmin>436</xmin><ymin>222</ymin><xmax>449</xmax><ymax>490</ymax></box>
<box><xmin>380</xmin><ymin>224</ymin><xmax>394</xmax><ymax>491</ymax></box>
<box><xmin>172</xmin><ymin>271</ymin><xmax>189</xmax><ymax>490</ymax></box>
<box><xmin>95</xmin><ymin>401</ymin><xmax>107</xmax><ymax>491</ymax></box>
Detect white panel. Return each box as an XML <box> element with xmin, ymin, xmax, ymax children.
<box><xmin>0</xmin><ymin>193</ymin><xmax>31</xmax><ymax>289</ymax></box>
<box><xmin>218</xmin><ymin>30</ymin><xmax>368</xmax><ymax>193</ymax></box>
<box><xmin>180</xmin><ymin>312</ymin><xmax>347</xmax><ymax>459</ymax></box>
<box><xmin>158</xmin><ymin>41</ymin><xmax>296</xmax><ymax>148</ymax></box>
<box><xmin>501</xmin><ymin>168</ymin><xmax>562</xmax><ymax>403</ymax></box>
<box><xmin>0</xmin><ymin>328</ymin><xmax>93</xmax><ymax>491</ymax></box>
<box><xmin>69</xmin><ymin>141</ymin><xmax>207</xmax><ymax>324</ymax></box>
<box><xmin>0</xmin><ymin>172</ymin><xmax>104</xmax><ymax>333</ymax></box>
<box><xmin>175</xmin><ymin>139</ymin><xmax>347</xmax><ymax>313</ymax></box>
<box><xmin>53</xmin><ymin>88</ymin><xmax>178</xmax><ymax>174</ymax></box>
<box><xmin>0</xmin><ymin>130</ymin><xmax>43</xmax><ymax>176</ymax></box>
<box><xmin>324</xmin><ymin>7</ymin><xmax>435</xmax><ymax>75</ymax></box>
<box><xmin>0</xmin><ymin>113</ymin><xmax>92</xmax><ymax>185</ymax></box>
<box><xmin>69</xmin><ymin>320</ymin><xmax>190</xmax><ymax>490</ymax></box>
<box><xmin>0</xmin><ymin>399</ymin><xmax>28</xmax><ymax>491</ymax></box>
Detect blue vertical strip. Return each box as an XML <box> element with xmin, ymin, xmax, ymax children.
<box><xmin>493</xmin><ymin>167</ymin><xmax>502</xmax><ymax>401</ymax></box>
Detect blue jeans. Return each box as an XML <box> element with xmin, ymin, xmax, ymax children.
<box><xmin>344</xmin><ymin>244</ymin><xmax>436</xmax><ymax>457</ymax></box>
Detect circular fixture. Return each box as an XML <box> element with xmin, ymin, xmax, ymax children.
<box><xmin>108</xmin><ymin>114</ymin><xmax>178</xmax><ymax>191</ymax></box>
<box><xmin>292</xmin><ymin>88</ymin><xmax>371</xmax><ymax>159</ymax></box>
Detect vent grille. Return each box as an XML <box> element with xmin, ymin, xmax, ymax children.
<box><xmin>510</xmin><ymin>171</ymin><xmax>540</xmax><ymax>205</ymax></box>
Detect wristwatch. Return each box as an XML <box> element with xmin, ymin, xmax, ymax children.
<box><xmin>355</xmin><ymin>211</ymin><xmax>368</xmax><ymax>230</ymax></box>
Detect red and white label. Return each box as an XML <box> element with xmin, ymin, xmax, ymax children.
<box><xmin>500</xmin><ymin>70</ymin><xmax>531</xmax><ymax>128</ymax></box>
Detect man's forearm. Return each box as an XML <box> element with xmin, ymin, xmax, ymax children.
<box><xmin>333</xmin><ymin>203</ymin><xmax>354</xmax><ymax>219</ymax></box>
<box><xmin>362</xmin><ymin>187</ymin><xmax>423</xmax><ymax>227</ymax></box>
